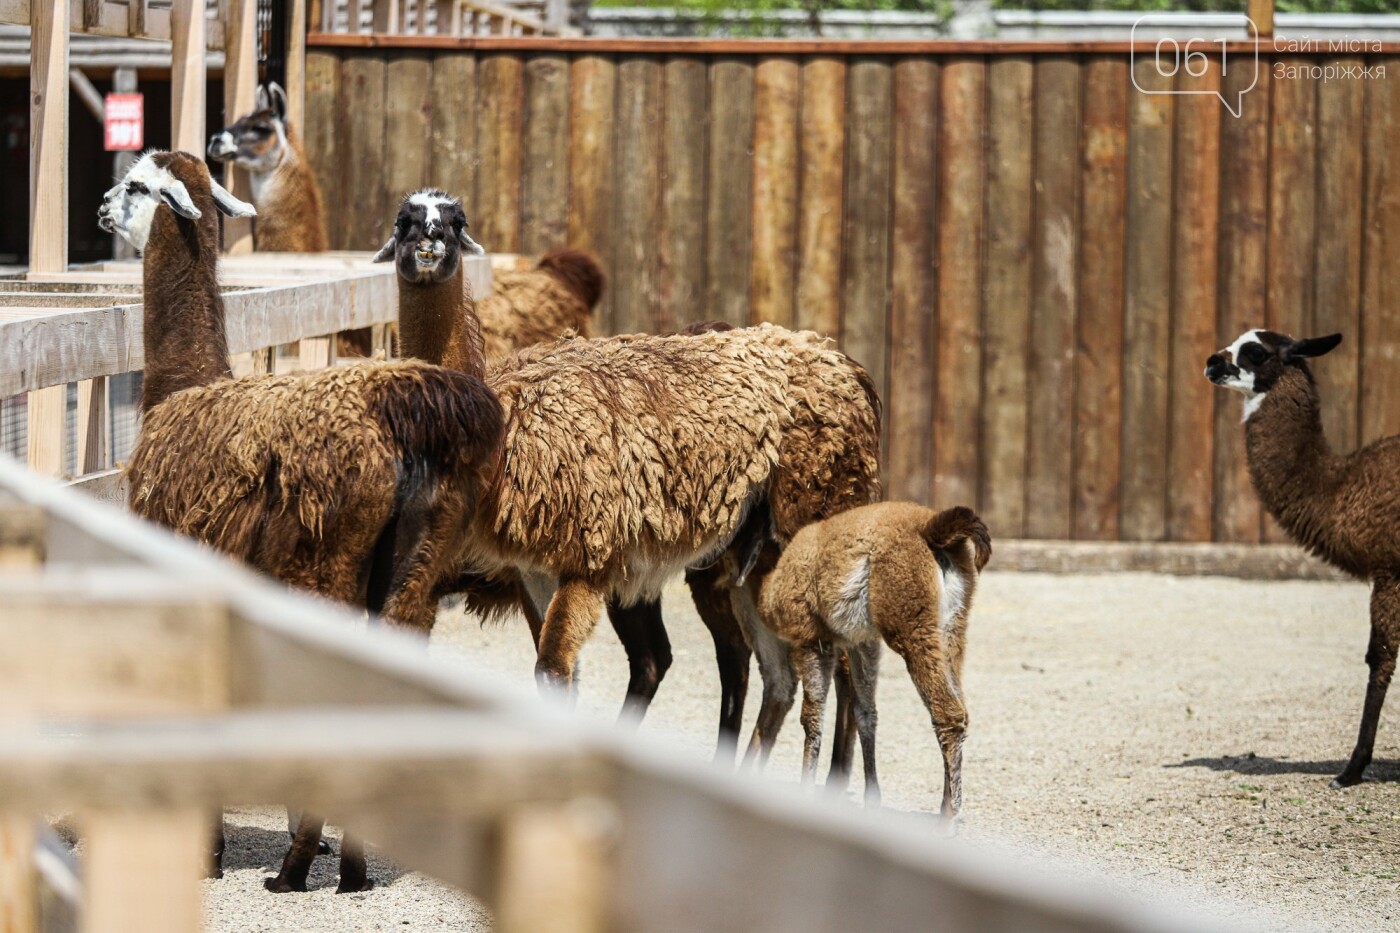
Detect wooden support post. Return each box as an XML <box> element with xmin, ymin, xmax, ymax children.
<box><xmin>29</xmin><ymin>0</ymin><xmax>68</xmax><ymax>274</ymax></box>
<box><xmin>495</xmin><ymin>800</ymin><xmax>613</xmax><ymax>933</ymax></box>
<box><xmin>0</xmin><ymin>818</ymin><xmax>37</xmax><ymax>933</ymax></box>
<box><xmin>252</xmin><ymin>347</ymin><xmax>275</xmax><ymax>375</ymax></box>
<box><xmin>76</xmin><ymin>377</ymin><xmax>108</xmax><ymax>475</ymax></box>
<box><xmin>299</xmin><ymin>336</ymin><xmax>334</xmax><ymax>370</ymax></box>
<box><xmin>372</xmin><ymin>0</ymin><xmax>400</xmax><ymax>33</ymax></box>
<box><xmin>1248</xmin><ymin>0</ymin><xmax>1273</xmax><ymax>37</ymax></box>
<box><xmin>112</xmin><ymin>69</ymin><xmax>139</xmax><ymax>261</ymax></box>
<box><xmin>285</xmin><ymin>0</ymin><xmax>308</xmax><ymax>129</ymax></box>
<box><xmin>25</xmin><ymin>386</ymin><xmax>66</xmax><ymax>479</ymax></box>
<box><xmin>170</xmin><ymin>0</ymin><xmax>206</xmax><ymax>155</ymax></box>
<box><xmin>82</xmin><ymin>810</ymin><xmax>205</xmax><ymax>933</ymax></box>
<box><xmin>223</xmin><ymin>0</ymin><xmax>257</xmax><ymax>255</ymax></box>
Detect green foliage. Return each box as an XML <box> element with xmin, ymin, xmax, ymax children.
<box><xmin>992</xmin><ymin>0</ymin><xmax>1399</xmax><ymax>11</ymax></box>
<box><xmin>593</xmin><ymin>0</ymin><xmax>951</xmax><ymax>15</ymax></box>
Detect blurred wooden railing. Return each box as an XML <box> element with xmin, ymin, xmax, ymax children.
<box><xmin>311</xmin><ymin>0</ymin><xmax>573</xmax><ymax>37</ymax></box>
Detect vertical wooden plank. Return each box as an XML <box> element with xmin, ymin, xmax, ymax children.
<box><xmin>521</xmin><ymin>55</ymin><xmax>571</xmax><ymax>255</ymax></box>
<box><xmin>430</xmin><ymin>53</ymin><xmax>477</xmax><ymax>204</ymax></box>
<box><xmin>83</xmin><ymin>810</ymin><xmax>204</xmax><ymax>933</ymax></box>
<box><xmin>611</xmin><ymin>57</ymin><xmax>662</xmax><ymax>335</ymax></box>
<box><xmin>1120</xmin><ymin>59</ymin><xmax>1173</xmax><ymax>542</ymax></box>
<box><xmin>749</xmin><ymin>56</ymin><xmax>800</xmax><ymax>328</ymax></box>
<box><xmin>384</xmin><ymin>53</ymin><xmax>433</xmax><ymax>206</ymax></box>
<box><xmin>1213</xmin><ymin>62</ymin><xmax>1270</xmax><ymax>543</ymax></box>
<box><xmin>169</xmin><ymin>0</ymin><xmax>205</xmax><ymax>153</ymax></box>
<box><xmin>978</xmin><ymin>56</ymin><xmax>1033</xmax><ymax>538</ymax></box>
<box><xmin>1313</xmin><ymin>61</ymin><xmax>1364</xmax><ymax>455</ymax></box>
<box><xmin>304</xmin><ymin>51</ymin><xmax>341</xmax><ymax>239</ymax></box>
<box><xmin>476</xmin><ymin>54</ymin><xmax>525</xmax><ymax>255</ymax></box>
<box><xmin>659</xmin><ymin>57</ymin><xmax>707</xmax><ymax>332</ymax></box>
<box><xmin>706</xmin><ymin>58</ymin><xmax>755</xmax><ymax>327</ymax></box>
<box><xmin>1075</xmin><ymin>57</ymin><xmax>1128</xmax><ymax>541</ymax></box>
<box><xmin>299</xmin><ymin>336</ymin><xmax>335</xmax><ymax>370</ymax></box>
<box><xmin>1026</xmin><ymin>57</ymin><xmax>1080</xmax><ymax>539</ymax></box>
<box><xmin>933</xmin><ymin>59</ymin><xmax>984</xmax><ymax>508</ymax></box>
<box><xmin>840</xmin><ymin>58</ymin><xmax>893</xmax><ymax>413</ymax></box>
<box><xmin>285</xmin><ymin>0</ymin><xmax>309</xmax><ymax>130</ymax></box>
<box><xmin>495</xmin><ymin>803</ymin><xmax>611</xmax><ymax>933</ymax></box>
<box><xmin>567</xmin><ymin>55</ymin><xmax>617</xmax><ymax>331</ymax></box>
<box><xmin>28</xmin><ymin>0</ymin><xmax>67</xmax><ymax>273</ymax></box>
<box><xmin>340</xmin><ymin>54</ymin><xmax>388</xmax><ymax>250</ymax></box>
<box><xmin>794</xmin><ymin>56</ymin><xmax>845</xmax><ymax>338</ymax></box>
<box><xmin>1360</xmin><ymin>58</ymin><xmax>1400</xmax><ymax>445</ymax></box>
<box><xmin>223</xmin><ymin>0</ymin><xmax>258</xmax><ymax>254</ymax></box>
<box><xmin>1167</xmin><ymin>60</ymin><xmax>1220</xmax><ymax>543</ymax></box>
<box><xmin>0</xmin><ymin>818</ymin><xmax>36</xmax><ymax>933</ymax></box>
<box><xmin>1264</xmin><ymin>62</ymin><xmax>1316</xmax><ymax>542</ymax></box>
<box><xmin>76</xmin><ymin>377</ymin><xmax>108</xmax><ymax>475</ymax></box>
<box><xmin>885</xmin><ymin>58</ymin><xmax>937</xmax><ymax>505</ymax></box>
<box><xmin>26</xmin><ymin>386</ymin><xmax>65</xmax><ymax>478</ymax></box>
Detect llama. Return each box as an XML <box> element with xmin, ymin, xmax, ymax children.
<box><xmin>373</xmin><ymin>191</ymin><xmax>882</xmax><ymax>699</ymax></box>
<box><xmin>1206</xmin><ymin>329</ymin><xmax>1400</xmax><ymax>787</ymax></box>
<box><xmin>479</xmin><ymin>247</ymin><xmax>602</xmax><ymax>360</ymax></box>
<box><xmin>743</xmin><ymin>503</ymin><xmax>990</xmax><ymax>818</ymax></box>
<box><xmin>99</xmin><ymin>152</ymin><xmax>504</xmax><ymax>892</ymax></box>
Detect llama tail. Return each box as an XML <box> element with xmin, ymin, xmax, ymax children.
<box><xmin>537</xmin><ymin>248</ymin><xmax>607</xmax><ymax>311</ymax></box>
<box><xmin>920</xmin><ymin>506</ymin><xmax>992</xmax><ymax>572</ymax></box>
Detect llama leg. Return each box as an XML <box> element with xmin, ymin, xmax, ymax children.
<box><xmin>336</xmin><ymin>832</ymin><xmax>375</xmax><ymax>893</ymax></box>
<box><xmin>794</xmin><ymin>645</ymin><xmax>837</xmax><ymax>786</ymax></box>
<box><xmin>607</xmin><ymin>597</ymin><xmax>673</xmax><ymax>724</ymax></box>
<box><xmin>1334</xmin><ymin>574</ymin><xmax>1400</xmax><ymax>788</ymax></box>
<box><xmin>846</xmin><ymin>640</ymin><xmax>882</xmax><ymax>806</ymax></box>
<box><xmin>211</xmin><ymin>817</ymin><xmax>225</xmax><ymax>879</ymax></box>
<box><xmin>266</xmin><ymin>813</ymin><xmax>326</xmax><ymax>893</ymax></box>
<box><xmin>740</xmin><ymin>623</ymin><xmax>797</xmax><ymax>769</ymax></box>
<box><xmin>518</xmin><ymin>571</ymin><xmax>557</xmax><ymax>650</ymax></box>
<box><xmin>826</xmin><ymin>654</ymin><xmax>858</xmax><ymax>791</ymax></box>
<box><xmin>895</xmin><ymin>637</ymin><xmax>967</xmax><ymax>819</ymax></box>
<box><xmin>535</xmin><ymin>579</ymin><xmax>605</xmax><ymax>690</ymax></box>
<box><xmin>686</xmin><ymin>564</ymin><xmax>752</xmax><ymax>761</ymax></box>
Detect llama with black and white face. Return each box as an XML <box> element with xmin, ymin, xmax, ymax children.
<box><xmin>98</xmin><ymin>150</ymin><xmax>253</xmax><ymax>254</ymax></box>
<box><xmin>1206</xmin><ymin>328</ymin><xmax>1400</xmax><ymax>789</ymax></box>
<box><xmin>374</xmin><ymin>189</ymin><xmax>485</xmax><ymax>285</ymax></box>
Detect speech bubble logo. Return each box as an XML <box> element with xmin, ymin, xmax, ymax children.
<box><xmin>1130</xmin><ymin>14</ymin><xmax>1261</xmax><ymax>118</ymax></box>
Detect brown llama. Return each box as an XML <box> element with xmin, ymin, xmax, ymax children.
<box><xmin>479</xmin><ymin>247</ymin><xmax>602</xmax><ymax>360</ymax></box>
<box><xmin>100</xmin><ymin>152</ymin><xmax>504</xmax><ymax>892</ymax></box>
<box><xmin>1207</xmin><ymin>329</ymin><xmax>1400</xmax><ymax>787</ymax></box>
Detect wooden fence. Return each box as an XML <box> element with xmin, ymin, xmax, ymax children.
<box><xmin>304</xmin><ymin>36</ymin><xmax>1400</xmax><ymax>545</ymax></box>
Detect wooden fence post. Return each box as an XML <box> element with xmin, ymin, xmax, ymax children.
<box><xmin>82</xmin><ymin>810</ymin><xmax>205</xmax><ymax>933</ymax></box>
<box><xmin>29</xmin><ymin>0</ymin><xmax>68</xmax><ymax>274</ymax></box>
<box><xmin>223</xmin><ymin>0</ymin><xmax>257</xmax><ymax>254</ymax></box>
<box><xmin>76</xmin><ymin>377</ymin><xmax>108</xmax><ymax>475</ymax></box>
<box><xmin>495</xmin><ymin>799</ymin><xmax>613</xmax><ymax>933</ymax></box>
<box><xmin>26</xmin><ymin>386</ymin><xmax>66</xmax><ymax>479</ymax></box>
<box><xmin>1248</xmin><ymin>0</ymin><xmax>1273</xmax><ymax>37</ymax></box>
<box><xmin>170</xmin><ymin>0</ymin><xmax>206</xmax><ymax>155</ymax></box>
<box><xmin>286</xmin><ymin>0</ymin><xmax>308</xmax><ymax>128</ymax></box>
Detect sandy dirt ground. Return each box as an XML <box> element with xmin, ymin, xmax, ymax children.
<box><xmin>201</xmin><ymin>571</ymin><xmax>1399</xmax><ymax>932</ymax></box>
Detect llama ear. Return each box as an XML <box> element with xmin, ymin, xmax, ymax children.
<box><xmin>268</xmin><ymin>83</ymin><xmax>288</xmax><ymax>122</ymax></box>
<box><xmin>209</xmin><ymin>178</ymin><xmax>256</xmax><ymax>218</ymax></box>
<box><xmin>1288</xmin><ymin>333</ymin><xmax>1343</xmax><ymax>360</ymax></box>
<box><xmin>458</xmin><ymin>229</ymin><xmax>486</xmax><ymax>256</ymax></box>
<box><xmin>159</xmin><ymin>183</ymin><xmax>202</xmax><ymax>219</ymax></box>
<box><xmin>372</xmin><ymin>235</ymin><xmax>398</xmax><ymax>262</ymax></box>
<box><xmin>254</xmin><ymin>84</ymin><xmax>270</xmax><ymax>112</ymax></box>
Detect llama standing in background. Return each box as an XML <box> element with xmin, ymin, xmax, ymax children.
<box><xmin>1206</xmin><ymin>329</ymin><xmax>1400</xmax><ymax>788</ymax></box>
<box><xmin>748</xmin><ymin>502</ymin><xmax>990</xmax><ymax>818</ymax></box>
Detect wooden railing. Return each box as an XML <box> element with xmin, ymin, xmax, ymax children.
<box><xmin>312</xmin><ymin>0</ymin><xmax>573</xmax><ymax>37</ymax></box>
<box><xmin>0</xmin><ymin>453</ymin><xmax>1247</xmax><ymax>933</ymax></box>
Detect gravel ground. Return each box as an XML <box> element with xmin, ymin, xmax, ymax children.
<box><xmin>201</xmin><ymin>571</ymin><xmax>1399</xmax><ymax>932</ymax></box>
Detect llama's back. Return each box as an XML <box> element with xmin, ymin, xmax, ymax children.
<box><xmin>128</xmin><ymin>360</ymin><xmax>502</xmax><ymax>590</ymax></box>
<box><xmin>480</xmin><ymin>250</ymin><xmax>601</xmax><ymax>362</ymax></box>
<box><xmin>481</xmin><ymin>330</ymin><xmax>792</xmax><ymax>589</ymax></box>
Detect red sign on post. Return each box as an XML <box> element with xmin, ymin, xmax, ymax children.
<box><xmin>104</xmin><ymin>93</ymin><xmax>143</xmax><ymax>151</ymax></box>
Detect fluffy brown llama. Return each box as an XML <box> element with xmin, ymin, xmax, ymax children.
<box><xmin>748</xmin><ymin>502</ymin><xmax>991</xmax><ymax>818</ymax></box>
<box><xmin>478</xmin><ymin>247</ymin><xmax>603</xmax><ymax>359</ymax></box>
<box><xmin>1207</xmin><ymin>329</ymin><xmax>1400</xmax><ymax>787</ymax></box>
<box><xmin>375</xmin><ymin>191</ymin><xmax>883</xmax><ymax>717</ymax></box>
<box><xmin>100</xmin><ymin>152</ymin><xmax>504</xmax><ymax>893</ymax></box>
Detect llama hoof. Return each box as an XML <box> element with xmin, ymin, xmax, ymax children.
<box><xmin>264</xmin><ymin>877</ymin><xmax>307</xmax><ymax>894</ymax></box>
<box><xmin>336</xmin><ymin>877</ymin><xmax>375</xmax><ymax>894</ymax></box>
<box><xmin>318</xmin><ymin>838</ymin><xmax>334</xmax><ymax>856</ymax></box>
<box><xmin>208</xmin><ymin>867</ymin><xmax>224</xmax><ymax>880</ymax></box>
<box><xmin>1331</xmin><ymin>773</ymin><xmax>1364</xmax><ymax>789</ymax></box>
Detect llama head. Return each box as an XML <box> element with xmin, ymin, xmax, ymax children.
<box><xmin>373</xmin><ymin>189</ymin><xmax>485</xmax><ymax>284</ymax></box>
<box><xmin>98</xmin><ymin>150</ymin><xmax>256</xmax><ymax>252</ymax></box>
<box><xmin>207</xmin><ymin>83</ymin><xmax>291</xmax><ymax>174</ymax></box>
<box><xmin>1205</xmin><ymin>329</ymin><xmax>1342</xmax><ymax>418</ymax></box>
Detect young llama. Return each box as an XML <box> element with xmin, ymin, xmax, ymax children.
<box><xmin>1206</xmin><ymin>329</ymin><xmax>1400</xmax><ymax>787</ymax></box>
<box><xmin>100</xmin><ymin>151</ymin><xmax>504</xmax><ymax>892</ymax></box>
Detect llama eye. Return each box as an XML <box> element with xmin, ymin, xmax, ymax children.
<box><xmin>127</xmin><ymin>181</ymin><xmax>147</xmax><ymax>194</ymax></box>
<box><xmin>1241</xmin><ymin>343</ymin><xmax>1267</xmax><ymax>366</ymax></box>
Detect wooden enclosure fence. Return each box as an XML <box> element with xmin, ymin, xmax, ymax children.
<box><xmin>0</xmin><ymin>452</ymin><xmax>1247</xmax><ymax>933</ymax></box>
<box><xmin>304</xmin><ymin>37</ymin><xmax>1400</xmax><ymax>545</ymax></box>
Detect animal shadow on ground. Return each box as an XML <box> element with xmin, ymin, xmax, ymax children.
<box><xmin>220</xmin><ymin>820</ymin><xmax>411</xmax><ymax>890</ymax></box>
<box><xmin>1167</xmin><ymin>754</ymin><xmax>1400</xmax><ymax>783</ymax></box>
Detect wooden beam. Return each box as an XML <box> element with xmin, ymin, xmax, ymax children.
<box><xmin>1248</xmin><ymin>0</ymin><xmax>1273</xmax><ymax>38</ymax></box>
<box><xmin>25</xmin><ymin>385</ymin><xmax>66</xmax><ymax>478</ymax></box>
<box><xmin>75</xmin><ymin>376</ymin><xmax>107</xmax><ymax>475</ymax></box>
<box><xmin>0</xmin><ymin>0</ymin><xmax>30</xmax><ymax>26</ymax></box>
<box><xmin>285</xmin><ymin>0</ymin><xmax>308</xmax><ymax>129</ymax></box>
<box><xmin>169</xmin><ymin>0</ymin><xmax>205</xmax><ymax>154</ymax></box>
<box><xmin>0</xmin><ymin>819</ymin><xmax>37</xmax><ymax>933</ymax></box>
<box><xmin>28</xmin><ymin>0</ymin><xmax>68</xmax><ymax>274</ymax></box>
<box><xmin>222</xmin><ymin>0</ymin><xmax>257</xmax><ymax>254</ymax></box>
<box><xmin>82</xmin><ymin>810</ymin><xmax>205</xmax><ymax>933</ymax></box>
<box><xmin>496</xmin><ymin>800</ymin><xmax>614</xmax><ymax>933</ymax></box>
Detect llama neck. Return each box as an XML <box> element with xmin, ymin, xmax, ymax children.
<box><xmin>251</xmin><ymin>129</ymin><xmax>328</xmax><ymax>252</ymax></box>
<box><xmin>1243</xmin><ymin>368</ymin><xmax>1341</xmax><ymax>543</ymax></box>
<box><xmin>396</xmin><ymin>267</ymin><xmax>486</xmax><ymax>379</ymax></box>
<box><xmin>140</xmin><ymin>210</ymin><xmax>232</xmax><ymax>412</ymax></box>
